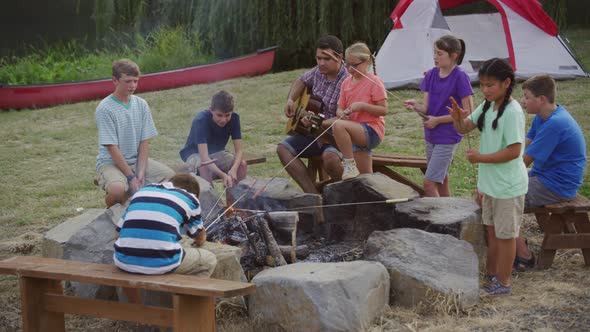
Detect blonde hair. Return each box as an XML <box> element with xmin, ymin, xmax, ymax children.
<box><xmin>345</xmin><ymin>42</ymin><xmax>376</xmax><ymax>75</ymax></box>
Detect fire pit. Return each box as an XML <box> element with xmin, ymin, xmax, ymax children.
<box><xmin>204</xmin><ymin>208</ymin><xmax>365</xmax><ymax>279</ymax></box>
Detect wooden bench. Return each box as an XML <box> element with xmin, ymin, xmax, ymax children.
<box><xmin>306</xmin><ymin>154</ymin><xmax>427</xmax><ymax>195</ymax></box>
<box><xmin>0</xmin><ymin>256</ymin><xmax>255</xmax><ymax>332</ymax></box>
<box><xmin>524</xmin><ymin>194</ymin><xmax>590</xmax><ymax>269</ymax></box>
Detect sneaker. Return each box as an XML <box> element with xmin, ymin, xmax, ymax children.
<box><xmin>341</xmin><ymin>159</ymin><xmax>360</xmax><ymax>180</ymax></box>
<box><xmin>482</xmin><ymin>279</ymin><xmax>512</xmax><ymax>297</ymax></box>
<box><xmin>484</xmin><ymin>274</ymin><xmax>497</xmax><ymax>287</ymax></box>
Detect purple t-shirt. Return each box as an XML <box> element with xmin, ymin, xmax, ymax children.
<box><xmin>420</xmin><ymin>66</ymin><xmax>473</xmax><ymax>144</ymax></box>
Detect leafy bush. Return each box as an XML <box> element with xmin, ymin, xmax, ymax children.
<box><xmin>0</xmin><ymin>26</ymin><xmax>212</xmax><ymax>85</ymax></box>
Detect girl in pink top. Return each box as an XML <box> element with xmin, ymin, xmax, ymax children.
<box><xmin>323</xmin><ymin>42</ymin><xmax>388</xmax><ymax>180</ymax></box>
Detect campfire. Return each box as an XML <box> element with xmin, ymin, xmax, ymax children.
<box><xmin>204</xmin><ymin>207</ymin><xmax>364</xmax><ymax>278</ymax></box>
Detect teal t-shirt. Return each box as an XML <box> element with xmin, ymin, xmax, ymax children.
<box><xmin>468</xmin><ymin>100</ymin><xmax>528</xmax><ymax>199</ymax></box>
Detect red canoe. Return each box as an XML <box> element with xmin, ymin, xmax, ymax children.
<box><xmin>0</xmin><ymin>47</ymin><xmax>276</xmax><ymax>110</ymax></box>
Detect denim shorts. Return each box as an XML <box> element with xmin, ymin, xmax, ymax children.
<box><xmin>279</xmin><ymin>135</ymin><xmax>324</xmax><ymax>158</ymax></box>
<box><xmin>353</xmin><ymin>123</ymin><xmax>381</xmax><ymax>153</ymax></box>
<box><xmin>424</xmin><ymin>142</ymin><xmax>458</xmax><ymax>183</ymax></box>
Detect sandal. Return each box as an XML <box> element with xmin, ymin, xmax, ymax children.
<box><xmin>513</xmin><ymin>252</ymin><xmax>535</xmax><ymax>272</ymax></box>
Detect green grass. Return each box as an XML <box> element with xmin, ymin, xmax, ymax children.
<box><xmin>0</xmin><ymin>71</ymin><xmax>588</xmax><ymax>242</ymax></box>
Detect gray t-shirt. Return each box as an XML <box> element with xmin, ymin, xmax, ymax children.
<box><xmin>95</xmin><ymin>94</ymin><xmax>157</xmax><ymax>170</ymax></box>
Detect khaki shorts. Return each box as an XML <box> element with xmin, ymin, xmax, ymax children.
<box><xmin>96</xmin><ymin>158</ymin><xmax>175</xmax><ymax>192</ymax></box>
<box><xmin>185</xmin><ymin>151</ymin><xmax>235</xmax><ymax>175</ymax></box>
<box><xmin>481</xmin><ymin>193</ymin><xmax>525</xmax><ymax>239</ymax></box>
<box><xmin>176</xmin><ymin>245</ymin><xmax>217</xmax><ymax>277</ymax></box>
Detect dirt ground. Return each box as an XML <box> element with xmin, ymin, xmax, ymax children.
<box><xmin>0</xmin><ymin>214</ymin><xmax>589</xmax><ymax>332</ymax></box>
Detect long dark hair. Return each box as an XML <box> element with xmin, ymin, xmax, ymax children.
<box><xmin>476</xmin><ymin>58</ymin><xmax>515</xmax><ymax>131</ymax></box>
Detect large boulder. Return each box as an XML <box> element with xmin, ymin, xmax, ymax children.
<box><xmin>323</xmin><ymin>173</ymin><xmax>419</xmax><ymax>240</ymax></box>
<box><xmin>228</xmin><ymin>177</ymin><xmax>323</xmax><ymax>234</ymax></box>
<box><xmin>364</xmin><ymin>229</ymin><xmax>479</xmax><ymax>309</ymax></box>
<box><xmin>249</xmin><ymin>261</ymin><xmax>390</xmax><ymax>332</ymax></box>
<box><xmin>60</xmin><ymin>206</ymin><xmax>123</xmax><ymax>299</ymax></box>
<box><xmin>393</xmin><ymin>197</ymin><xmax>486</xmax><ymax>266</ymax></box>
<box><xmin>42</xmin><ymin>206</ymin><xmax>124</xmax><ymax>260</ymax></box>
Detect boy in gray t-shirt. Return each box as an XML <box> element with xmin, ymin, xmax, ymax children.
<box><xmin>95</xmin><ymin>59</ymin><xmax>174</xmax><ymax>207</ymax></box>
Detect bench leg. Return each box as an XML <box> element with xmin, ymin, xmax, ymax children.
<box><xmin>20</xmin><ymin>277</ymin><xmax>65</xmax><ymax>332</ymax></box>
<box><xmin>574</xmin><ymin>212</ymin><xmax>590</xmax><ymax>266</ymax></box>
<box><xmin>536</xmin><ymin>213</ymin><xmax>565</xmax><ymax>269</ymax></box>
<box><xmin>373</xmin><ymin>165</ymin><xmax>425</xmax><ymax>196</ymax></box>
<box><xmin>173</xmin><ymin>294</ymin><xmax>215</xmax><ymax>332</ymax></box>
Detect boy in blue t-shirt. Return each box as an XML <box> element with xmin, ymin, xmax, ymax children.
<box><xmin>180</xmin><ymin>91</ymin><xmax>247</xmax><ymax>188</ymax></box>
<box><xmin>514</xmin><ymin>74</ymin><xmax>587</xmax><ymax>270</ymax></box>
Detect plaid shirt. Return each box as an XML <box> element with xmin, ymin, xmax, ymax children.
<box><xmin>300</xmin><ymin>65</ymin><xmax>349</xmax><ymax>118</ymax></box>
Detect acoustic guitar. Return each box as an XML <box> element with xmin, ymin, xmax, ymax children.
<box><xmin>284</xmin><ymin>88</ymin><xmax>327</xmax><ymax>138</ymax></box>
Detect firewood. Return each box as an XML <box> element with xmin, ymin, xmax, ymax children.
<box><xmin>259</xmin><ymin>218</ymin><xmax>288</xmax><ymax>266</ymax></box>
<box><xmin>278</xmin><ymin>245</ymin><xmax>310</xmax><ymax>262</ymax></box>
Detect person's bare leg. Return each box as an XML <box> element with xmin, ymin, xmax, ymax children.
<box><xmin>105</xmin><ymin>182</ymin><xmax>127</xmax><ymax>207</ymax></box>
<box><xmin>277</xmin><ymin>144</ymin><xmax>318</xmax><ymax>194</ymax></box>
<box><xmin>198</xmin><ymin>165</ymin><xmax>214</xmax><ymax>183</ymax></box>
<box><xmin>332</xmin><ymin>121</ymin><xmax>367</xmax><ymax>159</ymax></box>
<box><xmin>323</xmin><ymin>151</ymin><xmax>343</xmax><ymax>180</ymax></box>
<box><xmin>353</xmin><ymin>151</ymin><xmax>372</xmax><ymax>174</ymax></box>
<box><xmin>237</xmin><ymin>160</ymin><xmax>247</xmax><ymax>182</ymax></box>
<box><xmin>496</xmin><ymin>237</ymin><xmax>516</xmax><ymax>286</ymax></box>
<box><xmin>485</xmin><ymin>225</ymin><xmax>498</xmax><ymax>277</ymax></box>
<box><xmin>423</xmin><ymin>179</ymin><xmax>440</xmax><ymax>197</ymax></box>
<box><xmin>437</xmin><ymin>175</ymin><xmax>451</xmax><ymax>197</ymax></box>
<box><xmin>515</xmin><ymin>236</ymin><xmax>532</xmax><ymax>259</ymax></box>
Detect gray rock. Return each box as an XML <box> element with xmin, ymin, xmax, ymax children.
<box><xmin>393</xmin><ymin>197</ymin><xmax>486</xmax><ymax>267</ymax></box>
<box><xmin>42</xmin><ymin>208</ymin><xmax>103</xmax><ymax>259</ymax></box>
<box><xmin>228</xmin><ymin>177</ymin><xmax>322</xmax><ymax>234</ymax></box>
<box><xmin>193</xmin><ymin>174</ymin><xmax>225</xmax><ymax>221</ymax></box>
<box><xmin>323</xmin><ymin>173</ymin><xmax>419</xmax><ymax>240</ymax></box>
<box><xmin>61</xmin><ymin>206</ymin><xmax>124</xmax><ymax>299</ymax></box>
<box><xmin>364</xmin><ymin>229</ymin><xmax>479</xmax><ymax>309</ymax></box>
<box><xmin>249</xmin><ymin>261</ymin><xmax>390</xmax><ymax>332</ymax></box>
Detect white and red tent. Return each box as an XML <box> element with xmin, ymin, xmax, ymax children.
<box><xmin>376</xmin><ymin>0</ymin><xmax>588</xmax><ymax>89</ymax></box>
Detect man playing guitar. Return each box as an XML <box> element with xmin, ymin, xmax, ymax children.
<box><xmin>277</xmin><ymin>35</ymin><xmax>349</xmax><ymax>194</ymax></box>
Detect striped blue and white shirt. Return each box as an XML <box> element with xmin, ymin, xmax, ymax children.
<box><xmin>113</xmin><ymin>182</ymin><xmax>203</xmax><ymax>274</ymax></box>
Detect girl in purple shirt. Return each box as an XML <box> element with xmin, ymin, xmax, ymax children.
<box><xmin>403</xmin><ymin>35</ymin><xmax>474</xmax><ymax>197</ymax></box>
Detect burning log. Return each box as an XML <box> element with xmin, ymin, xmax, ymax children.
<box><xmin>236</xmin><ymin>215</ymin><xmax>262</xmax><ymax>261</ymax></box>
<box><xmin>278</xmin><ymin>245</ymin><xmax>310</xmax><ymax>263</ymax></box>
<box><xmin>258</xmin><ymin>217</ymin><xmax>288</xmax><ymax>267</ymax></box>
<box><xmin>267</xmin><ymin>211</ymin><xmax>299</xmax><ymax>263</ymax></box>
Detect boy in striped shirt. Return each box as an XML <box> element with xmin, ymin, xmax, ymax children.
<box><xmin>114</xmin><ymin>173</ymin><xmax>217</xmax><ymax>277</ymax></box>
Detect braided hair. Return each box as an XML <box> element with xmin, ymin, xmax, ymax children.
<box><xmin>476</xmin><ymin>58</ymin><xmax>515</xmax><ymax>131</ymax></box>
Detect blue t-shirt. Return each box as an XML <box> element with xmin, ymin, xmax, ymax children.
<box><xmin>420</xmin><ymin>66</ymin><xmax>473</xmax><ymax>144</ymax></box>
<box><xmin>179</xmin><ymin>110</ymin><xmax>242</xmax><ymax>161</ymax></box>
<box><xmin>526</xmin><ymin>105</ymin><xmax>586</xmax><ymax>198</ymax></box>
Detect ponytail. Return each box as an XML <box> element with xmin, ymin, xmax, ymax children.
<box><xmin>457</xmin><ymin>39</ymin><xmax>466</xmax><ymax>65</ymax></box>
<box><xmin>370</xmin><ymin>53</ymin><xmax>377</xmax><ymax>75</ymax></box>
